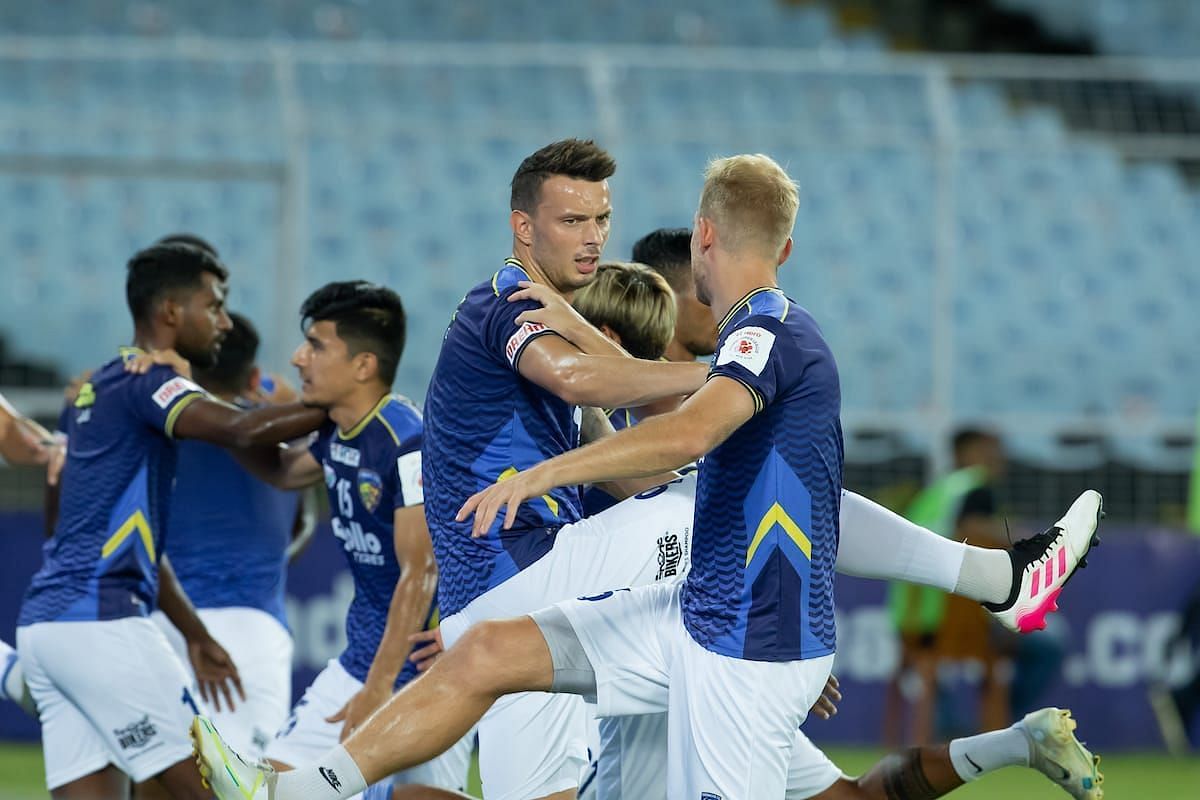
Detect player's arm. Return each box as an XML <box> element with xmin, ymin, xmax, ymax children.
<box><xmin>156</xmin><ymin>555</ymin><xmax>244</xmax><ymax>712</ymax></box>
<box><xmin>0</xmin><ymin>394</ymin><xmax>53</xmax><ymax>466</ymax></box>
<box><xmin>578</xmin><ymin>406</ymin><xmax>678</xmax><ymax>501</ymax></box>
<box><xmin>460</xmin><ymin>376</ymin><xmax>756</xmax><ymax>533</ymax></box>
<box><xmin>327</xmin><ymin>504</ymin><xmax>437</xmax><ymax>741</ymax></box>
<box><xmin>517</xmin><ymin>335</ymin><xmax>707</xmax><ymax>409</ymax></box>
<box><xmin>285</xmin><ymin>485</ymin><xmax>321</xmax><ymax>561</ymax></box>
<box><xmin>229</xmin><ymin>438</ymin><xmax>325</xmax><ymax>491</ymax></box>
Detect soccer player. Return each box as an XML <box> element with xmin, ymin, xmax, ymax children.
<box><xmin>234</xmin><ymin>281</ymin><xmax>472</xmax><ymax>796</ymax></box>
<box><xmin>631</xmin><ymin>227</ymin><xmax>719</xmax><ymax>363</ymax></box>
<box><xmin>151</xmin><ymin>311</ymin><xmax>306</xmax><ymax>759</ymax></box>
<box><xmin>195</xmin><ymin>154</ymin><xmax>1103</xmax><ymax>799</ymax></box>
<box><xmin>417</xmin><ymin>138</ymin><xmax>710</xmax><ymax>800</ymax></box>
<box><xmin>15</xmin><ymin>241</ymin><xmax>329</xmax><ymax>799</ymax></box>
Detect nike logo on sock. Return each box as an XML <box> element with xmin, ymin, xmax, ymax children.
<box><xmin>319</xmin><ymin>767</ymin><xmax>342</xmax><ymax>792</ymax></box>
<box><xmin>964</xmin><ymin>754</ymin><xmax>983</xmax><ymax>774</ymax></box>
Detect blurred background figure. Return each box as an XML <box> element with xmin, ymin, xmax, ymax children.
<box><xmin>884</xmin><ymin>428</ymin><xmax>1015</xmax><ymax>744</ymax></box>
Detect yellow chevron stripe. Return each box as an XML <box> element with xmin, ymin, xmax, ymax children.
<box><xmin>498</xmin><ymin>466</ymin><xmax>559</xmax><ymax>517</ymax></box>
<box><xmin>101</xmin><ymin>510</ymin><xmax>155</xmax><ymax>561</ymax></box>
<box><xmin>746</xmin><ymin>502</ymin><xmax>811</xmax><ymax>566</ymax></box>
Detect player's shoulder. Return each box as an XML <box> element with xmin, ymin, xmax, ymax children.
<box><xmin>370</xmin><ymin>394</ymin><xmax>422</xmax><ymax>449</ymax></box>
<box><xmin>489</xmin><ymin>258</ymin><xmax>533</xmax><ymax>298</ymax></box>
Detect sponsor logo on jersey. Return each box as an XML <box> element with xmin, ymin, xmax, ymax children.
<box><xmin>113</xmin><ymin>715</ymin><xmax>158</xmax><ymax>750</ymax></box>
<box><xmin>715</xmin><ymin>325</ymin><xmax>776</xmax><ymax>376</ymax></box>
<box><xmin>151</xmin><ymin>376</ymin><xmax>202</xmax><ymax>409</ymax></box>
<box><xmin>331</xmin><ymin>517</ymin><xmax>385</xmax><ymax>566</ymax></box>
<box><xmin>357</xmin><ymin>469</ymin><xmax>383</xmax><ymax>513</ymax></box>
<box><xmin>656</xmin><ymin>533</ymin><xmax>683</xmax><ymax>580</ymax></box>
<box><xmin>701</xmin><ymin>793</ymin><xmax>722</xmax><ymax>800</ymax></box>
<box><xmin>505</xmin><ymin>321</ymin><xmax>547</xmax><ymax>365</ymax></box>
<box><xmin>330</xmin><ymin>442</ymin><xmax>361</xmax><ymax>467</ymax></box>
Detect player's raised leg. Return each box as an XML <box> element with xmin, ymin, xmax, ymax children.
<box><xmin>194</xmin><ymin>616</ymin><xmax>556</xmax><ymax>800</ymax></box>
<box><xmin>837</xmin><ymin>488</ymin><xmax>1103</xmax><ymax>633</ymax></box>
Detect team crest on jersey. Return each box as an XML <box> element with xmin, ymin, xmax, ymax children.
<box><xmin>323</xmin><ymin>463</ymin><xmax>337</xmax><ymax>488</ymax></box>
<box><xmin>357</xmin><ymin>469</ymin><xmax>383</xmax><ymax>512</ymax></box>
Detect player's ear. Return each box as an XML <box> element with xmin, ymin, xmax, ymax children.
<box><xmin>159</xmin><ymin>294</ymin><xmax>183</xmax><ymax>328</ymax></box>
<box><xmin>696</xmin><ymin>216</ymin><xmax>716</xmax><ymax>252</ymax></box>
<box><xmin>599</xmin><ymin>324</ymin><xmax>622</xmax><ymax>347</ymax></box>
<box><xmin>247</xmin><ymin>365</ymin><xmax>262</xmax><ymax>394</ymax></box>
<box><xmin>777</xmin><ymin>237</ymin><xmax>793</xmax><ymax>267</ymax></box>
<box><xmin>510</xmin><ymin>209</ymin><xmax>533</xmax><ymax>246</ymax></box>
<box><xmin>354</xmin><ymin>351</ymin><xmax>379</xmax><ymax>383</ymax></box>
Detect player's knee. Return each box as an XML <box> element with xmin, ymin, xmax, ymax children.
<box><xmin>453</xmin><ymin>617</ymin><xmax>552</xmax><ymax>694</ymax></box>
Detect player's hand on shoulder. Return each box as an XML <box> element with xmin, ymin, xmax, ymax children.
<box><xmin>326</xmin><ymin>681</ymin><xmax>392</xmax><ymax>742</ymax></box>
<box><xmin>510</xmin><ymin>280</ymin><xmax>591</xmax><ymax>343</ymax></box>
<box><xmin>810</xmin><ymin>674</ymin><xmax>841</xmax><ymax>720</ymax></box>
<box><xmin>457</xmin><ymin>464</ymin><xmax>554</xmax><ymax>536</ymax></box>
<box><xmin>408</xmin><ymin>628</ymin><xmax>444</xmax><ymax>672</ymax></box>
<box><xmin>125</xmin><ymin>348</ymin><xmax>192</xmax><ymax>379</ymax></box>
<box><xmin>250</xmin><ymin>372</ymin><xmax>299</xmax><ymax>406</ymax></box>
<box><xmin>188</xmin><ymin>635</ymin><xmax>245</xmax><ymax>713</ymax></box>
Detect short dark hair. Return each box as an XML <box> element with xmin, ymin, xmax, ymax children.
<box><xmin>156</xmin><ymin>233</ymin><xmax>220</xmax><ymax>260</ymax></box>
<box><xmin>300</xmin><ymin>281</ymin><xmax>406</xmax><ymax>387</ymax></box>
<box><xmin>195</xmin><ymin>312</ymin><xmax>259</xmax><ymax>395</ymax></box>
<box><xmin>952</xmin><ymin>427</ymin><xmax>999</xmax><ymax>459</ymax></box>
<box><xmin>510</xmin><ymin>139</ymin><xmax>616</xmax><ymax>213</ymax></box>
<box><xmin>126</xmin><ymin>242</ymin><xmax>229</xmax><ymax>325</ymax></box>
<box><xmin>631</xmin><ymin>228</ymin><xmax>693</xmax><ymax>290</ymax></box>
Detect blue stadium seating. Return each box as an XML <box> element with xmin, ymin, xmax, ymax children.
<box><xmin>0</xmin><ymin>2</ymin><xmax>1196</xmax><ymax>434</ymax></box>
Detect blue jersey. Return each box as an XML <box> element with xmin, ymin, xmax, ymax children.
<box><xmin>682</xmin><ymin>288</ymin><xmax>843</xmax><ymax>662</ymax></box>
<box><xmin>20</xmin><ymin>350</ymin><xmax>207</xmax><ymax>626</ymax></box>
<box><xmin>166</xmin><ymin>400</ymin><xmax>300</xmax><ymax>630</ymax></box>
<box><xmin>310</xmin><ymin>395</ymin><xmax>430</xmax><ymax>687</ymax></box>
<box><xmin>424</xmin><ymin>259</ymin><xmax>583</xmax><ymax>615</ymax></box>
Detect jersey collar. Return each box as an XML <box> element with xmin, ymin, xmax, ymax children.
<box><xmin>337</xmin><ymin>393</ymin><xmax>393</xmax><ymax>441</ymax></box>
<box><xmin>717</xmin><ymin>286</ymin><xmax>785</xmax><ymax>332</ymax></box>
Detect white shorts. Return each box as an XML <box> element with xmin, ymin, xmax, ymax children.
<box><xmin>438</xmin><ymin>475</ymin><xmax>696</xmax><ymax>799</ymax></box>
<box><xmin>269</xmin><ymin>659</ymin><xmax>472</xmax><ymax>794</ymax></box>
<box><xmin>579</xmin><ymin>712</ymin><xmax>843</xmax><ymax>800</ymax></box>
<box><xmin>17</xmin><ymin>617</ymin><xmax>207</xmax><ymax>789</ymax></box>
<box><xmin>557</xmin><ymin>581</ymin><xmax>836</xmax><ymax>799</ymax></box>
<box><xmin>152</xmin><ymin>606</ymin><xmax>294</xmax><ymax>759</ymax></box>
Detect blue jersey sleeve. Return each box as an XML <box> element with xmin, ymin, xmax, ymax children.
<box><xmin>129</xmin><ymin>366</ymin><xmax>208</xmax><ymax>437</ymax></box>
<box><xmin>394</xmin><ymin>430</ymin><xmax>424</xmax><ymax>509</ymax></box>
<box><xmin>308</xmin><ymin>421</ymin><xmax>334</xmax><ymax>462</ymax></box>
<box><xmin>484</xmin><ymin>288</ymin><xmax>560</xmax><ymax>372</ymax></box>
<box><xmin>708</xmin><ymin>315</ymin><xmax>802</xmax><ymax>413</ymax></box>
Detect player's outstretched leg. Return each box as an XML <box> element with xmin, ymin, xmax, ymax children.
<box><xmin>194</xmin><ymin>616</ymin><xmax>554</xmax><ymax>800</ymax></box>
<box><xmin>0</xmin><ymin>639</ymin><xmax>36</xmax><ymax>716</ymax></box>
<box><xmin>836</xmin><ymin>707</ymin><xmax>1102</xmax><ymax>800</ymax></box>
<box><xmin>983</xmin><ymin>491</ymin><xmax>1103</xmax><ymax>633</ymax></box>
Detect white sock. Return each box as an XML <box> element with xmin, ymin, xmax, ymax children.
<box><xmin>837</xmin><ymin>490</ymin><xmax>965</xmax><ymax>591</ymax></box>
<box><xmin>954</xmin><ymin>547</ymin><xmax>1012</xmax><ymax>605</ymax></box>
<box><xmin>948</xmin><ymin>726</ymin><xmax>1031</xmax><ymax>781</ymax></box>
<box><xmin>274</xmin><ymin>745</ymin><xmax>368</xmax><ymax>800</ymax></box>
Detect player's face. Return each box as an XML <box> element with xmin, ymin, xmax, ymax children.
<box><xmin>175</xmin><ymin>272</ymin><xmax>232</xmax><ymax>369</ymax></box>
<box><xmin>690</xmin><ymin>218</ymin><xmax>713</xmax><ymax>308</ymax></box>
<box><xmin>291</xmin><ymin>320</ymin><xmax>357</xmax><ymax>408</ymax></box>
<box><xmin>525</xmin><ymin>176</ymin><xmax>612</xmax><ymax>295</ymax></box>
<box><xmin>673</xmin><ymin>276</ymin><xmax>719</xmax><ymax>357</ymax></box>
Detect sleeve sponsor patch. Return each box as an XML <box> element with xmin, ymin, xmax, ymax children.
<box><xmin>152</xmin><ymin>376</ymin><xmax>203</xmax><ymax>409</ymax></box>
<box><xmin>505</xmin><ymin>321</ymin><xmax>547</xmax><ymax>366</ymax></box>
<box><xmin>397</xmin><ymin>450</ymin><xmax>424</xmax><ymax>506</ymax></box>
<box><xmin>715</xmin><ymin>326</ymin><xmax>776</xmax><ymax>376</ymax></box>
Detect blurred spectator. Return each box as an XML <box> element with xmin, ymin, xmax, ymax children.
<box><xmin>883</xmin><ymin>428</ymin><xmax>1012</xmax><ymax>744</ymax></box>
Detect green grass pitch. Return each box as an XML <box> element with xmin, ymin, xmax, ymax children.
<box><xmin>1</xmin><ymin>741</ymin><xmax>1197</xmax><ymax>798</ymax></box>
